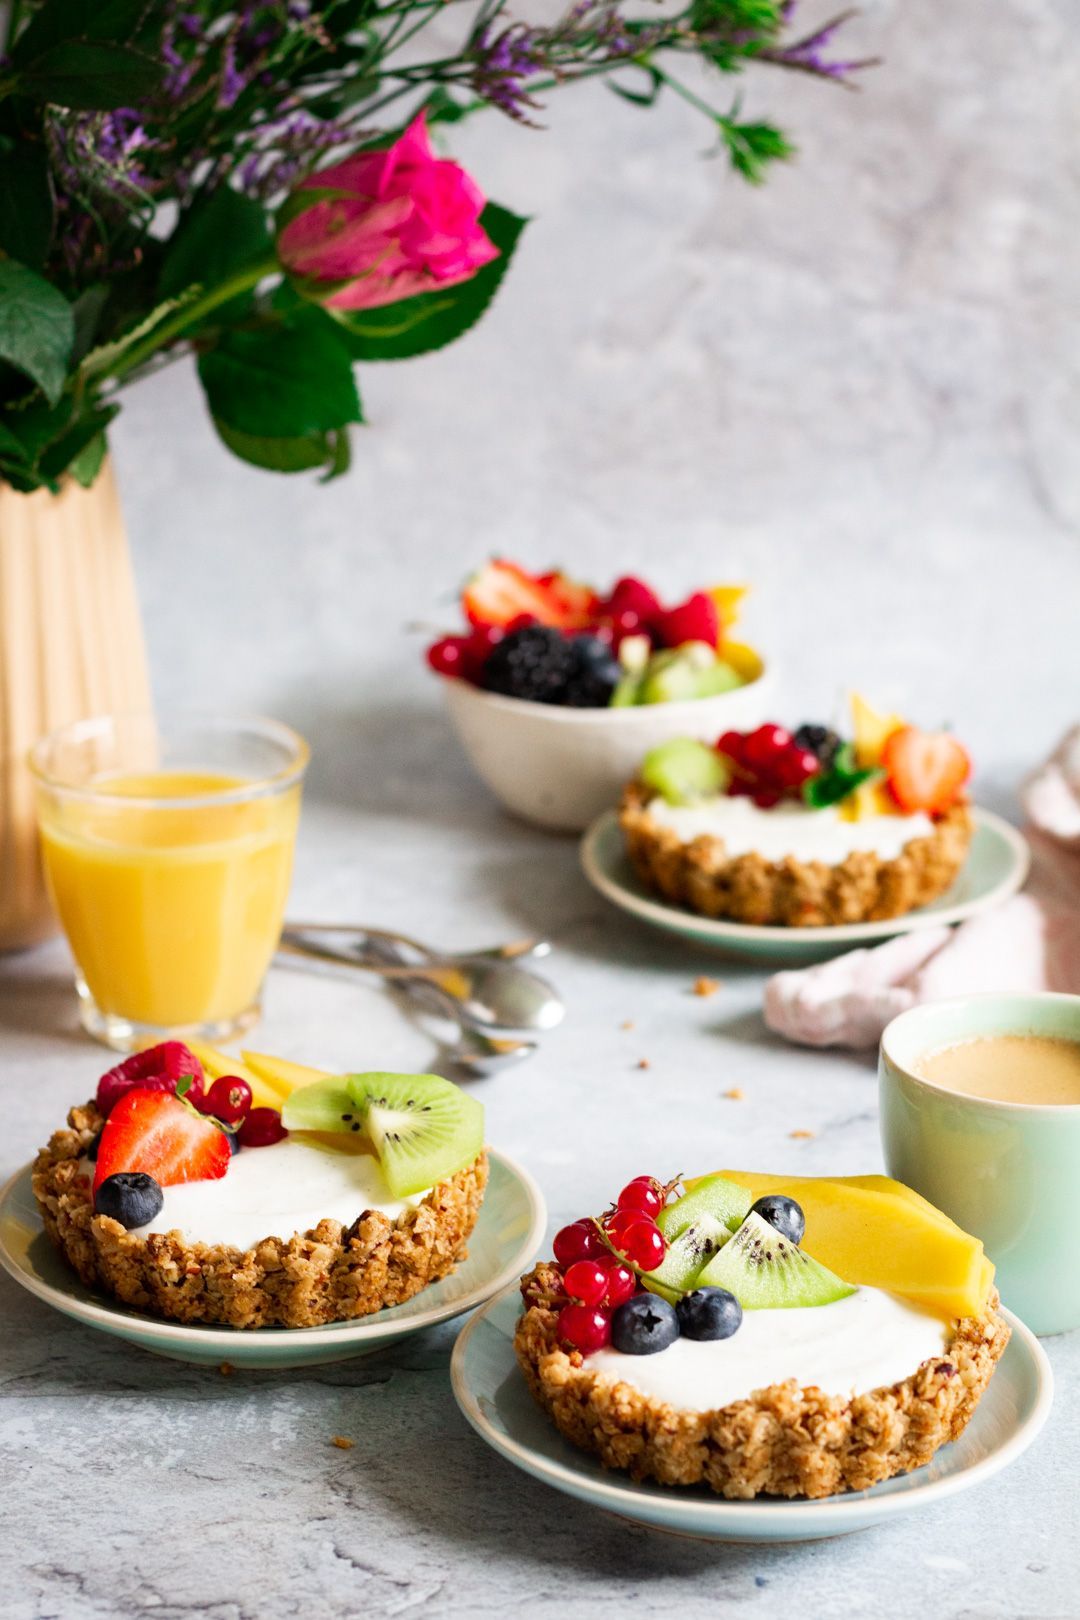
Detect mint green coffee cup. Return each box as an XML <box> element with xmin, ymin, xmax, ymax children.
<box><xmin>879</xmin><ymin>992</ymin><xmax>1080</xmax><ymax>1336</ymax></box>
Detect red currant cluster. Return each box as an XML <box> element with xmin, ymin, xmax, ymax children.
<box><xmin>717</xmin><ymin>724</ymin><xmax>821</xmax><ymax>809</ymax></box>
<box><xmin>427</xmin><ymin>621</ymin><xmax>511</xmax><ymax>680</ymax></box>
<box><xmin>194</xmin><ymin>1076</ymin><xmax>287</xmax><ymax>1148</ymax></box>
<box><xmin>550</xmin><ymin>1176</ymin><xmax>669</xmax><ymax>1354</ymax></box>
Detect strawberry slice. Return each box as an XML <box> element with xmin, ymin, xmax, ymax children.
<box><xmin>538</xmin><ymin>571</ymin><xmax>601</xmax><ymax>624</ymax></box>
<box><xmin>882</xmin><ymin>726</ymin><xmax>971</xmax><ymax>814</ymax></box>
<box><xmin>93</xmin><ymin>1089</ymin><xmax>230</xmax><ymax>1195</ymax></box>
<box><xmin>463</xmin><ymin>560</ymin><xmax>583</xmax><ymax>629</ymax></box>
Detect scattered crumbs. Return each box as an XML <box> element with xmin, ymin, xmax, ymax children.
<box><xmin>789</xmin><ymin>1129</ymin><xmax>815</xmax><ymax>1140</ymax></box>
<box><xmin>218</xmin><ymin>1362</ymin><xmax>235</xmax><ymax>1377</ymax></box>
<box><xmin>636</xmin><ymin>1058</ymin><xmax>651</xmax><ymax>1070</ymax></box>
<box><xmin>723</xmin><ymin>1087</ymin><xmax>744</xmax><ymax>1101</ymax></box>
<box><xmin>331</xmin><ymin>1436</ymin><xmax>355</xmax><ymax>1451</ymax></box>
<box><xmin>620</xmin><ymin>1019</ymin><xmax>635</xmax><ymax>1031</ymax></box>
<box><xmin>692</xmin><ymin>976</ymin><xmax>721</xmax><ymax>998</ymax></box>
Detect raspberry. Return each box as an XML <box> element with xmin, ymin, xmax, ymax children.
<box><xmin>96</xmin><ymin>1043</ymin><xmax>204</xmax><ymax>1118</ymax></box>
<box><xmin>480</xmin><ymin>625</ymin><xmax>577</xmax><ymax>704</ymax></box>
<box><xmin>653</xmin><ymin>592</ymin><xmax>719</xmax><ymax>650</ymax></box>
<box><xmin>604</xmin><ymin>576</ymin><xmax>662</xmax><ymax>625</ymax></box>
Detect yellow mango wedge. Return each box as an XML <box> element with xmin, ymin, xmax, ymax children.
<box><xmin>708</xmin><ymin>584</ymin><xmax>749</xmax><ymax>630</ymax></box>
<box><xmin>181</xmin><ymin>1039</ymin><xmax>283</xmax><ymax>1111</ymax></box>
<box><xmin>240</xmin><ymin>1049</ymin><xmax>332</xmax><ymax>1100</ymax></box>
<box><xmin>699</xmin><ymin>1170</ymin><xmax>992</xmax><ymax>1320</ymax></box>
<box><xmin>850</xmin><ymin>691</ymin><xmax>905</xmax><ymax>769</ymax></box>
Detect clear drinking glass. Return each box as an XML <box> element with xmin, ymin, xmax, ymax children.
<box><xmin>30</xmin><ymin>714</ymin><xmax>308</xmax><ymax>1050</ymax></box>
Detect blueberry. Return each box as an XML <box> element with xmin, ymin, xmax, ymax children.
<box><xmin>227</xmin><ymin>1130</ymin><xmax>241</xmax><ymax>1155</ymax></box>
<box><xmin>563</xmin><ymin>635</ymin><xmax>621</xmax><ymax>709</ymax></box>
<box><xmin>676</xmin><ymin>1286</ymin><xmax>743</xmax><ymax>1341</ymax></box>
<box><xmin>611</xmin><ymin>1293</ymin><xmax>680</xmax><ymax>1355</ymax></box>
<box><xmin>751</xmin><ymin>1194</ymin><xmax>805</xmax><ymax>1246</ymax></box>
<box><xmin>94</xmin><ymin>1172</ymin><xmax>164</xmax><ymax>1229</ymax></box>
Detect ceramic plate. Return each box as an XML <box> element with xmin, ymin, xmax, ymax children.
<box><xmin>451</xmin><ymin>1286</ymin><xmax>1053</xmax><ymax>1542</ymax></box>
<box><xmin>580</xmin><ymin>807</ymin><xmax>1030</xmax><ymax>963</ymax></box>
<box><xmin>0</xmin><ymin>1150</ymin><xmax>545</xmax><ymax>1369</ymax></box>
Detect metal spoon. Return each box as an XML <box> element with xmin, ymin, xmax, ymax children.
<box><xmin>284</xmin><ymin>921</ymin><xmax>551</xmax><ymax>966</ymax></box>
<box><xmin>278</xmin><ymin>928</ymin><xmax>564</xmax><ymax>1033</ymax></box>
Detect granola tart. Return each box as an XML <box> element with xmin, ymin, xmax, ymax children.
<box><xmin>620</xmin><ymin>784</ymin><xmax>973</xmax><ymax>927</ymax></box>
<box><xmin>623</xmin><ymin>699</ymin><xmax>975</xmax><ymax>926</ymax></box>
<box><xmin>514</xmin><ymin>1262</ymin><xmax>1009</xmax><ymax>1500</ymax></box>
<box><xmin>33</xmin><ymin>1100</ymin><xmax>487</xmax><ymax>1330</ymax></box>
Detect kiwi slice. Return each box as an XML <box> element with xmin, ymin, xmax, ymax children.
<box><xmin>345</xmin><ymin>1072</ymin><xmax>484</xmax><ymax>1197</ymax></box>
<box><xmin>695</xmin><ymin>659</ymin><xmax>743</xmax><ymax>697</ymax></box>
<box><xmin>658</xmin><ymin>1174</ymin><xmax>752</xmax><ymax>1240</ymax></box>
<box><xmin>281</xmin><ymin>1076</ymin><xmax>363</xmax><ymax>1135</ymax></box>
<box><xmin>696</xmin><ymin>1212</ymin><xmax>856</xmax><ymax>1309</ymax></box>
<box><xmin>643</xmin><ymin>1214</ymin><xmax>731</xmax><ymax>1303</ymax></box>
<box><xmin>640</xmin><ymin>739</ymin><xmax>729</xmax><ymax>806</ymax></box>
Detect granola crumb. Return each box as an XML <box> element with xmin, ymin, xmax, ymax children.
<box><xmin>723</xmin><ymin>1087</ymin><xmax>745</xmax><ymax>1101</ymax></box>
<box><xmin>789</xmin><ymin>1129</ymin><xmax>815</xmax><ymax>1140</ymax></box>
<box><xmin>219</xmin><ymin>1362</ymin><xmax>235</xmax><ymax>1376</ymax></box>
<box><xmin>620</xmin><ymin>1020</ymin><xmax>635</xmax><ymax>1031</ymax></box>
<box><xmin>693</xmin><ymin>976</ymin><xmax>721</xmax><ymax>997</ymax></box>
<box><xmin>331</xmin><ymin>1435</ymin><xmax>355</xmax><ymax>1450</ymax></box>
<box><xmin>636</xmin><ymin>1058</ymin><xmax>651</xmax><ymax>1070</ymax></box>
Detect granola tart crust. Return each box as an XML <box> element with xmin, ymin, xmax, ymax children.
<box><xmin>514</xmin><ymin>1263</ymin><xmax>1010</xmax><ymax>1501</ymax></box>
<box><xmin>32</xmin><ymin>1101</ymin><xmax>488</xmax><ymax>1330</ymax></box>
<box><xmin>619</xmin><ymin>783</ymin><xmax>974</xmax><ymax>927</ymax></box>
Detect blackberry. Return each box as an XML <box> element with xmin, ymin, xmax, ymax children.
<box><xmin>563</xmin><ymin>635</ymin><xmax>621</xmax><ymax>708</ymax></box>
<box><xmin>793</xmin><ymin>723</ymin><xmax>843</xmax><ymax>769</ymax></box>
<box><xmin>481</xmin><ymin>625</ymin><xmax>577</xmax><ymax>703</ymax></box>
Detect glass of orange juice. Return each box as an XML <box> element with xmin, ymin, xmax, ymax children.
<box><xmin>30</xmin><ymin>714</ymin><xmax>308</xmax><ymax>1049</ymax></box>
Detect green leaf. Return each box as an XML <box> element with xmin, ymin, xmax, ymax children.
<box><xmin>212</xmin><ymin>420</ymin><xmax>354</xmax><ymax>477</ymax></box>
<box><xmin>12</xmin><ymin>0</ymin><xmax>161</xmax><ymax>57</ymax></box>
<box><xmin>0</xmin><ymin>420</ymin><xmax>30</xmax><ymax>467</ymax></box>
<box><xmin>80</xmin><ymin>288</ymin><xmax>200</xmax><ymax>379</ymax></box>
<box><xmin>803</xmin><ymin>750</ymin><xmax>882</xmax><ymax>810</ymax></box>
<box><xmin>15</xmin><ymin>42</ymin><xmax>162</xmax><ymax>110</ymax></box>
<box><xmin>718</xmin><ymin>117</ymin><xmax>795</xmax><ymax>184</ymax></box>
<box><xmin>0</xmin><ymin>147</ymin><xmax>54</xmax><ymax>269</ymax></box>
<box><xmin>198</xmin><ymin>313</ymin><xmax>361</xmax><ymax>439</ymax></box>
<box><xmin>69</xmin><ymin>430</ymin><xmax>109</xmax><ymax>488</ymax></box>
<box><xmin>0</xmin><ymin>262</ymin><xmax>74</xmax><ymax>404</ymax></box>
<box><xmin>159</xmin><ymin>189</ymin><xmax>273</xmax><ymax>309</ymax></box>
<box><xmin>607</xmin><ymin>67</ymin><xmax>664</xmax><ymax>109</ymax></box>
<box><xmin>329</xmin><ymin>203</ymin><xmax>527</xmax><ymax>363</ymax></box>
<box><xmin>38</xmin><ymin>404</ymin><xmax>118</xmax><ymax>483</ymax></box>
<box><xmin>71</xmin><ymin>285</ymin><xmax>110</xmax><ymax>365</ymax></box>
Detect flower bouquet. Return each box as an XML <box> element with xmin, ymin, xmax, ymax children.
<box><xmin>0</xmin><ymin>0</ymin><xmax>872</xmax><ymax>491</ymax></box>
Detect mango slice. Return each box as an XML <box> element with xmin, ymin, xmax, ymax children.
<box><xmin>160</xmin><ymin>1038</ymin><xmax>283</xmax><ymax>1112</ymax></box>
<box><xmin>708</xmin><ymin>584</ymin><xmax>749</xmax><ymax>630</ymax></box>
<box><xmin>701</xmin><ymin>1170</ymin><xmax>992</xmax><ymax>1320</ymax></box>
<box><xmin>241</xmin><ymin>1049</ymin><xmax>331</xmax><ymax>1100</ymax></box>
<box><xmin>850</xmin><ymin>691</ymin><xmax>905</xmax><ymax>769</ymax></box>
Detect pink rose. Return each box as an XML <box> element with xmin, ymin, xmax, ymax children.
<box><xmin>278</xmin><ymin>113</ymin><xmax>499</xmax><ymax>312</ymax></box>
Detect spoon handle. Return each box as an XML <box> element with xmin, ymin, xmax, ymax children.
<box><xmin>278</xmin><ymin>932</ymin><xmax>452</xmax><ymax>989</ymax></box>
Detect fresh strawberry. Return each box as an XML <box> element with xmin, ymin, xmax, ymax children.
<box><xmin>882</xmin><ymin>726</ymin><xmax>971</xmax><ymax>814</ymax></box>
<box><xmin>652</xmin><ymin>591</ymin><xmax>720</xmax><ymax>649</ymax></box>
<box><xmin>463</xmin><ymin>560</ymin><xmax>578</xmax><ymax>630</ymax></box>
<box><xmin>537</xmin><ymin>571</ymin><xmax>601</xmax><ymax>624</ymax></box>
<box><xmin>96</xmin><ymin>1042</ymin><xmax>205</xmax><ymax>1118</ymax></box>
<box><xmin>93</xmin><ymin>1089</ymin><xmax>230</xmax><ymax>1195</ymax></box>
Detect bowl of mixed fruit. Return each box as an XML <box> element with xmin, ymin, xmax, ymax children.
<box><xmin>425</xmin><ymin>560</ymin><xmax>772</xmax><ymax>831</ymax></box>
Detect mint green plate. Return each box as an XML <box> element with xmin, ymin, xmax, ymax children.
<box><xmin>581</xmin><ymin>806</ymin><xmax>1030</xmax><ymax>963</ymax></box>
<box><xmin>0</xmin><ymin>1150</ymin><xmax>545</xmax><ymax>1369</ymax></box>
<box><xmin>451</xmin><ymin>1286</ymin><xmax>1052</xmax><ymax>1542</ymax></box>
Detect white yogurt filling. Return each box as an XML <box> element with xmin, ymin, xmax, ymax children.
<box><xmin>587</xmin><ymin>1288</ymin><xmax>949</xmax><ymax>1412</ymax></box>
<box><xmin>646</xmin><ymin>794</ymin><xmax>934</xmax><ymax>865</ymax></box>
<box><xmin>85</xmin><ymin>1137</ymin><xmax>429</xmax><ymax>1250</ymax></box>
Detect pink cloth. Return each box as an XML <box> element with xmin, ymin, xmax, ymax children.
<box><xmin>763</xmin><ymin>729</ymin><xmax>1080</xmax><ymax>1049</ymax></box>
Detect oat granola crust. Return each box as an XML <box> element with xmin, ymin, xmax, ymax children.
<box><xmin>514</xmin><ymin>1263</ymin><xmax>1010</xmax><ymax>1500</ymax></box>
<box><xmin>32</xmin><ymin>1101</ymin><xmax>488</xmax><ymax>1330</ymax></box>
<box><xmin>619</xmin><ymin>783</ymin><xmax>973</xmax><ymax>927</ymax></box>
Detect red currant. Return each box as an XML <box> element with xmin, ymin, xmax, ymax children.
<box><xmin>557</xmin><ymin>1303</ymin><xmax>611</xmax><ymax>1354</ymax></box>
<box><xmin>743</xmin><ymin>724</ymin><xmax>792</xmax><ymax>772</ymax></box>
<box><xmin>563</xmin><ymin>1260</ymin><xmax>608</xmax><ymax>1306</ymax></box>
<box><xmin>607</xmin><ymin>1214</ymin><xmax>666</xmax><ymax>1270</ymax></box>
<box><xmin>717</xmin><ymin>729</ymin><xmax>746</xmax><ymax>763</ymax></box>
<box><xmin>426</xmin><ymin>636</ymin><xmax>470</xmax><ymax>676</ymax></box>
<box><xmin>552</xmin><ymin>1220</ymin><xmax>604</xmax><ymax>1267</ymax></box>
<box><xmin>204</xmin><ymin>1075</ymin><xmax>253</xmax><ymax>1125</ymax></box>
<box><xmin>596</xmin><ymin>1258</ymin><xmax>636</xmax><ymax>1307</ymax></box>
<box><xmin>752</xmin><ymin>788</ymin><xmax>783</xmax><ymax>808</ymax></box>
<box><xmin>775</xmin><ymin>745</ymin><xmax>820</xmax><ymax>789</ymax></box>
<box><xmin>615</xmin><ymin>1177</ymin><xmax>663</xmax><ymax>1218</ymax></box>
<box><xmin>237</xmin><ymin>1107</ymin><xmax>287</xmax><ymax>1148</ymax></box>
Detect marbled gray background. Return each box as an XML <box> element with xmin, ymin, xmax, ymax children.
<box><xmin>3</xmin><ymin>0</ymin><xmax>1079</xmax><ymax>1615</ymax></box>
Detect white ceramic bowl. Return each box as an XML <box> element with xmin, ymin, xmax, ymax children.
<box><xmin>440</xmin><ymin>651</ymin><xmax>775</xmax><ymax>832</ymax></box>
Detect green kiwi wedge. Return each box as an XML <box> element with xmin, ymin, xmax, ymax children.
<box><xmin>642</xmin><ymin>1214</ymin><xmax>731</xmax><ymax>1303</ymax></box>
<box><xmin>695</xmin><ymin>1212</ymin><xmax>856</xmax><ymax>1309</ymax></box>
<box><xmin>345</xmin><ymin>1072</ymin><xmax>484</xmax><ymax>1197</ymax></box>
<box><xmin>280</xmin><ymin>1076</ymin><xmax>361</xmax><ymax>1135</ymax></box>
<box><xmin>658</xmin><ymin>1174</ymin><xmax>752</xmax><ymax>1240</ymax></box>
<box><xmin>640</xmin><ymin>739</ymin><xmax>729</xmax><ymax>806</ymax></box>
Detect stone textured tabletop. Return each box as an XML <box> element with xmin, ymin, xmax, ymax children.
<box><xmin>3</xmin><ymin>0</ymin><xmax>1080</xmax><ymax>1612</ymax></box>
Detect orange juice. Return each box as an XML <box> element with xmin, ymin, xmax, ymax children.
<box><xmin>38</xmin><ymin>771</ymin><xmax>301</xmax><ymax>1031</ymax></box>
